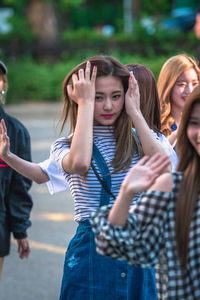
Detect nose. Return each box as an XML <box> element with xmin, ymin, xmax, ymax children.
<box><xmin>103</xmin><ymin>98</ymin><xmax>112</xmax><ymax>110</ymax></box>
<box><xmin>185</xmin><ymin>84</ymin><xmax>194</xmax><ymax>95</ymax></box>
<box><xmin>197</xmin><ymin>128</ymin><xmax>200</xmax><ymax>139</ymax></box>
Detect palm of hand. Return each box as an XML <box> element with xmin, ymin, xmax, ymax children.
<box><xmin>125</xmin><ymin>73</ymin><xmax>140</xmax><ymax>114</ymax></box>
<box><xmin>124</xmin><ymin>165</ymin><xmax>156</xmax><ymax>194</ymax></box>
<box><xmin>0</xmin><ymin>119</ymin><xmax>10</xmax><ymax>158</ymax></box>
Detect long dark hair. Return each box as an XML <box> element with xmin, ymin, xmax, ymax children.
<box><xmin>175</xmin><ymin>85</ymin><xmax>200</xmax><ymax>269</ymax></box>
<box><xmin>60</xmin><ymin>56</ymin><xmax>142</xmax><ymax>173</ymax></box>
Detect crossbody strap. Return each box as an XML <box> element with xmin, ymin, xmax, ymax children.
<box><xmin>92</xmin><ymin>143</ymin><xmax>115</xmax><ymax>206</ymax></box>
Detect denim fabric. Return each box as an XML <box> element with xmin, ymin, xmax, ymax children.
<box><xmin>59</xmin><ymin>221</ymin><xmax>157</xmax><ymax>300</ymax></box>
<box><xmin>59</xmin><ymin>143</ymin><xmax>157</xmax><ymax>299</ymax></box>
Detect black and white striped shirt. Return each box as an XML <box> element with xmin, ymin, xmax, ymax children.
<box><xmin>50</xmin><ymin>126</ymin><xmax>140</xmax><ymax>222</ymax></box>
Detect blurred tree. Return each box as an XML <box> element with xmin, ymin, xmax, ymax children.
<box><xmin>26</xmin><ymin>0</ymin><xmax>61</xmax><ymax>60</ymax></box>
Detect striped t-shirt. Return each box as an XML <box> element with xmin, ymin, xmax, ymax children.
<box><xmin>50</xmin><ymin>125</ymin><xmax>140</xmax><ymax>222</ymax></box>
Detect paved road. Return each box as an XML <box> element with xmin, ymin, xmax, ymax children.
<box><xmin>0</xmin><ymin>102</ymin><xmax>77</xmax><ymax>300</ymax></box>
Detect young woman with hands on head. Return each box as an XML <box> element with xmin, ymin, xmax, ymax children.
<box><xmin>1</xmin><ymin>55</ymin><xmax>170</xmax><ymax>299</ymax></box>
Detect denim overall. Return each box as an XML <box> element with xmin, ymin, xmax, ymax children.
<box><xmin>59</xmin><ymin>144</ymin><xmax>157</xmax><ymax>300</ymax></box>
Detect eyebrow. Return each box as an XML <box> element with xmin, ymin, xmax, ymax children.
<box><xmin>189</xmin><ymin>115</ymin><xmax>200</xmax><ymax>120</ymax></box>
<box><xmin>96</xmin><ymin>90</ymin><xmax>123</xmax><ymax>94</ymax></box>
<box><xmin>176</xmin><ymin>79</ymin><xmax>199</xmax><ymax>83</ymax></box>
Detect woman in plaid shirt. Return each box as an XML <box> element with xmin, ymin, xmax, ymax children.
<box><xmin>91</xmin><ymin>85</ymin><xmax>200</xmax><ymax>299</ymax></box>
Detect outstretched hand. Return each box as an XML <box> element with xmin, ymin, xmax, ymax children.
<box><xmin>0</xmin><ymin>119</ymin><xmax>10</xmax><ymax>158</ymax></box>
<box><xmin>67</xmin><ymin>61</ymin><xmax>97</xmax><ymax>105</ymax></box>
<box><xmin>121</xmin><ymin>153</ymin><xmax>171</xmax><ymax>196</ymax></box>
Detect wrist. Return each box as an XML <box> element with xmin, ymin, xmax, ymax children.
<box><xmin>2</xmin><ymin>150</ymin><xmax>12</xmax><ymax>162</ymax></box>
<box><xmin>119</xmin><ymin>183</ymin><xmax>135</xmax><ymax>204</ymax></box>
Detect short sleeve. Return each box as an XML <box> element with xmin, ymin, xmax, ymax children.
<box><xmin>50</xmin><ymin>137</ymin><xmax>70</xmax><ymax>174</ymax></box>
<box><xmin>158</xmin><ymin>133</ymin><xmax>178</xmax><ymax>171</ymax></box>
<box><xmin>39</xmin><ymin>158</ymin><xmax>69</xmax><ymax>195</ymax></box>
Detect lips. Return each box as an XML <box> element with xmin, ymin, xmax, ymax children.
<box><xmin>102</xmin><ymin>114</ymin><xmax>113</xmax><ymax>119</ymax></box>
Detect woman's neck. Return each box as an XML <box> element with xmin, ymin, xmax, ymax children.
<box><xmin>171</xmin><ymin>104</ymin><xmax>181</xmax><ymax>126</ymax></box>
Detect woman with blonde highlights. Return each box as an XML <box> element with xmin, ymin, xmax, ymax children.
<box><xmin>157</xmin><ymin>54</ymin><xmax>200</xmax><ymax>149</ymax></box>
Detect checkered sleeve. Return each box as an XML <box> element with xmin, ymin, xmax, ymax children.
<box><xmin>90</xmin><ymin>190</ymin><xmax>171</xmax><ymax>269</ymax></box>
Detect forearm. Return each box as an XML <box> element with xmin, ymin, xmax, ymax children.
<box><xmin>2</xmin><ymin>152</ymin><xmax>49</xmax><ymax>183</ymax></box>
<box><xmin>63</xmin><ymin>102</ymin><xmax>94</xmax><ymax>174</ymax></box>
<box><xmin>131</xmin><ymin>112</ymin><xmax>171</xmax><ymax>170</ymax></box>
<box><xmin>108</xmin><ymin>186</ymin><xmax>134</xmax><ymax>226</ymax></box>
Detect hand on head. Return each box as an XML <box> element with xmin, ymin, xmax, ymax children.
<box><xmin>0</xmin><ymin>119</ymin><xmax>10</xmax><ymax>158</ymax></box>
<box><xmin>125</xmin><ymin>72</ymin><xmax>141</xmax><ymax>116</ymax></box>
<box><xmin>67</xmin><ymin>61</ymin><xmax>97</xmax><ymax>105</ymax></box>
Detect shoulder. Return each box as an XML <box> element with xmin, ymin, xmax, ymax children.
<box><xmin>50</xmin><ymin>136</ymin><xmax>72</xmax><ymax>156</ymax></box>
<box><xmin>149</xmin><ymin>172</ymin><xmax>173</xmax><ymax>193</ymax></box>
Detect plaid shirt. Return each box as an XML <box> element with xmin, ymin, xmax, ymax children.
<box><xmin>90</xmin><ymin>172</ymin><xmax>200</xmax><ymax>299</ymax></box>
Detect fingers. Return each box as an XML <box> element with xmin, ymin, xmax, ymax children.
<box><xmin>145</xmin><ymin>153</ymin><xmax>171</xmax><ymax>173</ymax></box>
<box><xmin>91</xmin><ymin>65</ymin><xmax>97</xmax><ymax>84</ymax></box>
<box><xmin>17</xmin><ymin>239</ymin><xmax>31</xmax><ymax>259</ymax></box>
<box><xmin>136</xmin><ymin>155</ymin><xmax>149</xmax><ymax>166</ymax></box>
<box><xmin>67</xmin><ymin>84</ymin><xmax>73</xmax><ymax>98</ymax></box>
<box><xmin>85</xmin><ymin>61</ymin><xmax>91</xmax><ymax>80</ymax></box>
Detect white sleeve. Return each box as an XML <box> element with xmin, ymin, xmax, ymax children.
<box><xmin>39</xmin><ymin>158</ymin><xmax>69</xmax><ymax>195</ymax></box>
<box><xmin>158</xmin><ymin>133</ymin><xmax>178</xmax><ymax>171</ymax></box>
<box><xmin>50</xmin><ymin>137</ymin><xmax>70</xmax><ymax>173</ymax></box>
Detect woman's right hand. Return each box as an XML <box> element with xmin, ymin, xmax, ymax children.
<box><xmin>0</xmin><ymin>119</ymin><xmax>10</xmax><ymax>158</ymax></box>
<box><xmin>67</xmin><ymin>61</ymin><xmax>97</xmax><ymax>105</ymax></box>
<box><xmin>121</xmin><ymin>153</ymin><xmax>171</xmax><ymax>197</ymax></box>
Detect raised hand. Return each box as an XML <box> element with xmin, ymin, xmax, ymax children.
<box><xmin>0</xmin><ymin>119</ymin><xmax>10</xmax><ymax>158</ymax></box>
<box><xmin>125</xmin><ymin>71</ymin><xmax>141</xmax><ymax>117</ymax></box>
<box><xmin>121</xmin><ymin>153</ymin><xmax>171</xmax><ymax>196</ymax></box>
<box><xmin>67</xmin><ymin>61</ymin><xmax>97</xmax><ymax>105</ymax></box>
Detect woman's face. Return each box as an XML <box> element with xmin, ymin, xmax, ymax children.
<box><xmin>93</xmin><ymin>75</ymin><xmax>125</xmax><ymax>126</ymax></box>
<box><xmin>187</xmin><ymin>102</ymin><xmax>200</xmax><ymax>156</ymax></box>
<box><xmin>171</xmin><ymin>68</ymin><xmax>199</xmax><ymax>114</ymax></box>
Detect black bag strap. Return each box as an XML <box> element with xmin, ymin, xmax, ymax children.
<box><xmin>91</xmin><ymin>143</ymin><xmax>115</xmax><ymax>202</ymax></box>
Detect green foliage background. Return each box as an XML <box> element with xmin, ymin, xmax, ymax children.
<box><xmin>0</xmin><ymin>0</ymin><xmax>199</xmax><ymax>103</ymax></box>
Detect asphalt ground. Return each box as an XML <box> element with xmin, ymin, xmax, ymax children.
<box><xmin>0</xmin><ymin>102</ymin><xmax>77</xmax><ymax>300</ymax></box>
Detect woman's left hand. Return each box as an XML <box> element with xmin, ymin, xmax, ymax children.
<box><xmin>125</xmin><ymin>72</ymin><xmax>141</xmax><ymax>117</ymax></box>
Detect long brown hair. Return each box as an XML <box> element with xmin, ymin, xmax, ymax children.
<box><xmin>157</xmin><ymin>54</ymin><xmax>200</xmax><ymax>137</ymax></box>
<box><xmin>175</xmin><ymin>85</ymin><xmax>200</xmax><ymax>269</ymax></box>
<box><xmin>126</xmin><ymin>63</ymin><xmax>161</xmax><ymax>132</ymax></box>
<box><xmin>60</xmin><ymin>56</ymin><xmax>142</xmax><ymax>173</ymax></box>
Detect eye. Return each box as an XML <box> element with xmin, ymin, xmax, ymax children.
<box><xmin>188</xmin><ymin>120</ymin><xmax>199</xmax><ymax>126</ymax></box>
<box><xmin>177</xmin><ymin>82</ymin><xmax>186</xmax><ymax>87</ymax></box>
<box><xmin>95</xmin><ymin>95</ymin><xmax>103</xmax><ymax>102</ymax></box>
<box><xmin>192</xmin><ymin>81</ymin><xmax>199</xmax><ymax>87</ymax></box>
<box><xmin>112</xmin><ymin>94</ymin><xmax>121</xmax><ymax>100</ymax></box>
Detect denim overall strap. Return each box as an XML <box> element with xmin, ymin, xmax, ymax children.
<box><xmin>92</xmin><ymin>142</ymin><xmax>111</xmax><ymax>207</ymax></box>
